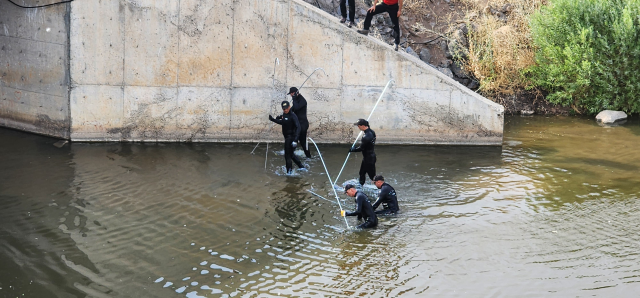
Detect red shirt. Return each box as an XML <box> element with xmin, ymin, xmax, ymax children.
<box><xmin>383</xmin><ymin>0</ymin><xmax>399</xmax><ymax>4</ymax></box>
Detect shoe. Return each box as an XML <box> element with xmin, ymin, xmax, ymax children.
<box><xmin>357</xmin><ymin>29</ymin><xmax>369</xmax><ymax>36</ymax></box>
<box><xmin>340</xmin><ymin>17</ymin><xmax>346</xmax><ymax>23</ymax></box>
<box><xmin>347</xmin><ymin>21</ymin><xmax>354</xmax><ymax>28</ymax></box>
<box><xmin>394</xmin><ymin>44</ymin><xmax>399</xmax><ymax>51</ymax></box>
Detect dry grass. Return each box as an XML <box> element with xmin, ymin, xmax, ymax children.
<box><xmin>460</xmin><ymin>0</ymin><xmax>546</xmax><ymax>95</ymax></box>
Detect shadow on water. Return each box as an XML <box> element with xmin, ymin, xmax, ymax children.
<box><xmin>2</xmin><ymin>115</ymin><xmax>640</xmax><ymax>296</ymax></box>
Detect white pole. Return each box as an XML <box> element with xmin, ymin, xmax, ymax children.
<box><xmin>332</xmin><ymin>79</ymin><xmax>394</xmax><ymax>186</ymax></box>
<box><xmin>308</xmin><ymin>137</ymin><xmax>350</xmax><ymax>229</ymax></box>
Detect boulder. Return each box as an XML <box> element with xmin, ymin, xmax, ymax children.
<box><xmin>405</xmin><ymin>47</ymin><xmax>420</xmax><ymax>59</ymax></box>
<box><xmin>467</xmin><ymin>80</ymin><xmax>479</xmax><ymax>90</ymax></box>
<box><xmin>419</xmin><ymin>48</ymin><xmax>431</xmax><ymax>63</ymax></box>
<box><xmin>595</xmin><ymin>110</ymin><xmax>627</xmax><ymax>124</ymax></box>
<box><xmin>450</xmin><ymin>61</ymin><xmax>467</xmax><ymax>78</ymax></box>
<box><xmin>437</xmin><ymin>67</ymin><xmax>454</xmax><ymax>79</ymax></box>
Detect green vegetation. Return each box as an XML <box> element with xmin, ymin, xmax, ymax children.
<box><xmin>528</xmin><ymin>0</ymin><xmax>640</xmax><ymax>114</ymax></box>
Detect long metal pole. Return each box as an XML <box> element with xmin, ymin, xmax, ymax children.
<box><xmin>298</xmin><ymin>68</ymin><xmax>326</xmax><ymax>90</ymax></box>
<box><xmin>308</xmin><ymin>137</ymin><xmax>350</xmax><ymax>229</ymax></box>
<box><xmin>332</xmin><ymin>79</ymin><xmax>394</xmax><ymax>186</ymax></box>
<box><xmin>251</xmin><ymin>58</ymin><xmax>281</xmax><ymax>155</ymax></box>
<box><xmin>307</xmin><ymin>189</ymin><xmax>338</xmax><ymax>205</ymax></box>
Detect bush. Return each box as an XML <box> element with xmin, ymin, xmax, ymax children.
<box><xmin>461</xmin><ymin>0</ymin><xmax>542</xmax><ymax>95</ymax></box>
<box><xmin>528</xmin><ymin>0</ymin><xmax>640</xmax><ymax>114</ymax></box>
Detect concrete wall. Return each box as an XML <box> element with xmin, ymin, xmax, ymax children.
<box><xmin>0</xmin><ymin>1</ymin><xmax>70</xmax><ymax>139</ymax></box>
<box><xmin>68</xmin><ymin>0</ymin><xmax>503</xmax><ymax>145</ymax></box>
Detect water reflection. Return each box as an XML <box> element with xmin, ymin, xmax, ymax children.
<box><xmin>1</xmin><ymin>115</ymin><xmax>640</xmax><ymax>296</ymax></box>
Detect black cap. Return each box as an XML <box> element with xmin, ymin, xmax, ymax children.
<box><xmin>373</xmin><ymin>175</ymin><xmax>384</xmax><ymax>182</ymax></box>
<box><xmin>288</xmin><ymin>87</ymin><xmax>298</xmax><ymax>94</ymax></box>
<box><xmin>344</xmin><ymin>184</ymin><xmax>356</xmax><ymax>193</ymax></box>
<box><xmin>354</xmin><ymin>119</ymin><xmax>369</xmax><ymax>127</ymax></box>
<box><xmin>281</xmin><ymin>101</ymin><xmax>290</xmax><ymax>109</ymax></box>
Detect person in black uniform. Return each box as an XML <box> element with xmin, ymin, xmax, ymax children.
<box><xmin>349</xmin><ymin>119</ymin><xmax>377</xmax><ymax>186</ymax></box>
<box><xmin>342</xmin><ymin>184</ymin><xmax>378</xmax><ymax>229</ymax></box>
<box><xmin>288</xmin><ymin>87</ymin><xmax>311</xmax><ymax>158</ymax></box>
<box><xmin>269</xmin><ymin>101</ymin><xmax>305</xmax><ymax>174</ymax></box>
<box><xmin>372</xmin><ymin>175</ymin><xmax>399</xmax><ymax>215</ymax></box>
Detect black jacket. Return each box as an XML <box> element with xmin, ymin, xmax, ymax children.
<box><xmin>269</xmin><ymin>112</ymin><xmax>301</xmax><ymax>139</ymax></box>
<box><xmin>346</xmin><ymin>191</ymin><xmax>378</xmax><ymax>225</ymax></box>
<box><xmin>373</xmin><ymin>183</ymin><xmax>399</xmax><ymax>213</ymax></box>
<box><xmin>351</xmin><ymin>128</ymin><xmax>376</xmax><ymax>157</ymax></box>
<box><xmin>291</xmin><ymin>94</ymin><xmax>309</xmax><ymax>127</ymax></box>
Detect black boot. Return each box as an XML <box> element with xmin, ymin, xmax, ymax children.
<box><xmin>304</xmin><ymin>149</ymin><xmax>311</xmax><ymax>158</ymax></box>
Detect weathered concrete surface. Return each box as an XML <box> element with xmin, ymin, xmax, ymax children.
<box><xmin>69</xmin><ymin>0</ymin><xmax>504</xmax><ymax>145</ymax></box>
<box><xmin>0</xmin><ymin>1</ymin><xmax>70</xmax><ymax>138</ymax></box>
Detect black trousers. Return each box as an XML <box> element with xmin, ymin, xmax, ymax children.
<box><xmin>359</xmin><ymin>155</ymin><xmax>376</xmax><ymax>185</ymax></box>
<box><xmin>375</xmin><ymin>209</ymin><xmax>397</xmax><ymax>215</ymax></box>
<box><xmin>357</xmin><ymin>220</ymin><xmax>377</xmax><ymax>229</ymax></box>
<box><xmin>284</xmin><ymin>136</ymin><xmax>304</xmax><ymax>173</ymax></box>
<box><xmin>297</xmin><ymin>122</ymin><xmax>311</xmax><ymax>158</ymax></box>
<box><xmin>363</xmin><ymin>3</ymin><xmax>400</xmax><ymax>45</ymax></box>
<box><xmin>340</xmin><ymin>0</ymin><xmax>356</xmax><ymax>22</ymax></box>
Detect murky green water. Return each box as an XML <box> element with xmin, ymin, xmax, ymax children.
<box><xmin>1</xmin><ymin>116</ymin><xmax>640</xmax><ymax>297</ymax></box>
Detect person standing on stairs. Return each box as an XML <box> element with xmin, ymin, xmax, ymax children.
<box><xmin>339</xmin><ymin>0</ymin><xmax>356</xmax><ymax>28</ymax></box>
<box><xmin>357</xmin><ymin>0</ymin><xmax>403</xmax><ymax>51</ymax></box>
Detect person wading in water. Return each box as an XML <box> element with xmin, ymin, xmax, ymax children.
<box><xmin>269</xmin><ymin>101</ymin><xmax>305</xmax><ymax>174</ymax></box>
<box><xmin>288</xmin><ymin>87</ymin><xmax>312</xmax><ymax>158</ymax></box>
<box><xmin>342</xmin><ymin>184</ymin><xmax>378</xmax><ymax>229</ymax></box>
<box><xmin>349</xmin><ymin>119</ymin><xmax>377</xmax><ymax>186</ymax></box>
<box><xmin>372</xmin><ymin>175</ymin><xmax>399</xmax><ymax>215</ymax></box>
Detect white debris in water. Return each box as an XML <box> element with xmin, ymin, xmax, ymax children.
<box><xmin>176</xmin><ymin>286</ymin><xmax>187</xmax><ymax>293</ymax></box>
<box><xmin>183</xmin><ymin>277</ymin><xmax>191</xmax><ymax>281</ymax></box>
<box><xmin>200</xmin><ymin>285</ymin><xmax>223</xmax><ymax>294</ymax></box>
<box><xmin>186</xmin><ymin>291</ymin><xmax>206</xmax><ymax>298</ymax></box>
<box><xmin>191</xmin><ymin>281</ymin><xmax>198</xmax><ymax>286</ymax></box>
<box><xmin>220</xmin><ymin>254</ymin><xmax>235</xmax><ymax>260</ymax></box>
<box><xmin>163</xmin><ymin>282</ymin><xmax>173</xmax><ymax>288</ymax></box>
<box><xmin>201</xmin><ymin>270</ymin><xmax>209</xmax><ymax>275</ymax></box>
<box><xmin>154</xmin><ymin>277</ymin><xmax>164</xmax><ymax>283</ymax></box>
<box><xmin>200</xmin><ymin>261</ymin><xmax>207</xmax><ymax>266</ymax></box>
<box><xmin>200</xmin><ymin>247</ymin><xmax>205</xmax><ymax>250</ymax></box>
<box><xmin>191</xmin><ymin>243</ymin><xmax>195</xmax><ymax>246</ymax></box>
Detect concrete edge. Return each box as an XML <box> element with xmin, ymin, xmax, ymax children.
<box><xmin>291</xmin><ymin>0</ymin><xmax>504</xmax><ymax>114</ymax></box>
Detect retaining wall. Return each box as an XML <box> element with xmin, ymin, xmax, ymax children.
<box><xmin>1</xmin><ymin>0</ymin><xmax>504</xmax><ymax>145</ymax></box>
<box><xmin>0</xmin><ymin>0</ymin><xmax>70</xmax><ymax>138</ymax></box>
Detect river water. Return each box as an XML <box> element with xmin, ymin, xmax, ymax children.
<box><xmin>1</xmin><ymin>116</ymin><xmax>640</xmax><ymax>297</ymax></box>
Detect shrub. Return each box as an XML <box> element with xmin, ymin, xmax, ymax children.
<box><xmin>528</xmin><ymin>0</ymin><xmax>640</xmax><ymax>114</ymax></box>
<box><xmin>461</xmin><ymin>0</ymin><xmax>542</xmax><ymax>95</ymax></box>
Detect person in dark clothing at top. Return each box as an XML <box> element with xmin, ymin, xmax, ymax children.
<box><xmin>342</xmin><ymin>184</ymin><xmax>378</xmax><ymax>229</ymax></box>
<box><xmin>357</xmin><ymin>0</ymin><xmax>404</xmax><ymax>51</ymax></box>
<box><xmin>339</xmin><ymin>0</ymin><xmax>356</xmax><ymax>28</ymax></box>
<box><xmin>288</xmin><ymin>87</ymin><xmax>311</xmax><ymax>158</ymax></box>
<box><xmin>269</xmin><ymin>101</ymin><xmax>305</xmax><ymax>174</ymax></box>
<box><xmin>372</xmin><ymin>175</ymin><xmax>399</xmax><ymax>215</ymax></box>
<box><xmin>349</xmin><ymin>119</ymin><xmax>376</xmax><ymax>186</ymax></box>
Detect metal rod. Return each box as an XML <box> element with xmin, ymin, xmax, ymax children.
<box><xmin>332</xmin><ymin>79</ymin><xmax>395</xmax><ymax>186</ymax></box>
<box><xmin>252</xmin><ymin>58</ymin><xmax>281</xmax><ymax>155</ymax></box>
<box><xmin>308</xmin><ymin>137</ymin><xmax>350</xmax><ymax>229</ymax></box>
<box><xmin>264</xmin><ymin>142</ymin><xmax>269</xmax><ymax>170</ymax></box>
<box><xmin>298</xmin><ymin>68</ymin><xmax>326</xmax><ymax>90</ymax></box>
<box><xmin>307</xmin><ymin>189</ymin><xmax>338</xmax><ymax>205</ymax></box>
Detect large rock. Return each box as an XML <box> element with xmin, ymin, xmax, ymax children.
<box><xmin>437</xmin><ymin>67</ymin><xmax>454</xmax><ymax>79</ymax></box>
<box><xmin>419</xmin><ymin>48</ymin><xmax>431</xmax><ymax>63</ymax></box>
<box><xmin>405</xmin><ymin>47</ymin><xmax>420</xmax><ymax>59</ymax></box>
<box><xmin>596</xmin><ymin>110</ymin><xmax>627</xmax><ymax>124</ymax></box>
<box><xmin>450</xmin><ymin>61</ymin><xmax>467</xmax><ymax>78</ymax></box>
